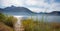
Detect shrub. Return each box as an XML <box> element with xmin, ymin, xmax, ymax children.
<box><xmin>0</xmin><ymin>13</ymin><xmax>17</xmax><ymax>28</ymax></box>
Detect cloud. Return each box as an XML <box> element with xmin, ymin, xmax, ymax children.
<box><xmin>25</xmin><ymin>0</ymin><xmax>38</xmax><ymax>6</ymax></box>
<box><xmin>25</xmin><ymin>0</ymin><xmax>60</xmax><ymax>13</ymax></box>
<box><xmin>25</xmin><ymin>0</ymin><xmax>50</xmax><ymax>8</ymax></box>
<box><xmin>0</xmin><ymin>0</ymin><xmax>60</xmax><ymax>13</ymax></box>
<box><xmin>51</xmin><ymin>3</ymin><xmax>60</xmax><ymax>11</ymax></box>
<box><xmin>1</xmin><ymin>0</ymin><xmax>24</xmax><ymax>7</ymax></box>
<box><xmin>25</xmin><ymin>0</ymin><xmax>52</xmax><ymax>13</ymax></box>
<box><xmin>28</xmin><ymin>7</ymin><xmax>45</xmax><ymax>13</ymax></box>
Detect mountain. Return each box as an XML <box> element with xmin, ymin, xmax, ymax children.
<box><xmin>0</xmin><ymin>8</ymin><xmax>4</xmax><ymax>13</ymax></box>
<box><xmin>49</xmin><ymin>11</ymin><xmax>60</xmax><ymax>15</ymax></box>
<box><xmin>38</xmin><ymin>11</ymin><xmax>60</xmax><ymax>15</ymax></box>
<box><xmin>0</xmin><ymin>6</ymin><xmax>36</xmax><ymax>16</ymax></box>
<box><xmin>0</xmin><ymin>6</ymin><xmax>60</xmax><ymax>16</ymax></box>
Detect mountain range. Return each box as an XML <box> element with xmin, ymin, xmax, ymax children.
<box><xmin>0</xmin><ymin>6</ymin><xmax>60</xmax><ymax>16</ymax></box>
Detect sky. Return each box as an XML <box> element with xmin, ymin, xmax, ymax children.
<box><xmin>0</xmin><ymin>0</ymin><xmax>60</xmax><ymax>13</ymax></box>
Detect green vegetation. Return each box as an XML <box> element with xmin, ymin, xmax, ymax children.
<box><xmin>22</xmin><ymin>18</ymin><xmax>60</xmax><ymax>31</ymax></box>
<box><xmin>0</xmin><ymin>13</ymin><xmax>60</xmax><ymax>31</ymax></box>
<box><xmin>0</xmin><ymin>13</ymin><xmax>17</xmax><ymax>31</ymax></box>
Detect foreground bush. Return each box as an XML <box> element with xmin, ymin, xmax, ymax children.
<box><xmin>0</xmin><ymin>22</ymin><xmax>13</xmax><ymax>31</ymax></box>
<box><xmin>22</xmin><ymin>18</ymin><xmax>60</xmax><ymax>31</ymax></box>
<box><xmin>22</xmin><ymin>19</ymin><xmax>42</xmax><ymax>31</ymax></box>
<box><xmin>4</xmin><ymin>16</ymin><xmax>17</xmax><ymax>27</ymax></box>
<box><xmin>0</xmin><ymin>13</ymin><xmax>17</xmax><ymax>27</ymax></box>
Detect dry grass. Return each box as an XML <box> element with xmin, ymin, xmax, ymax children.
<box><xmin>0</xmin><ymin>22</ymin><xmax>14</xmax><ymax>31</ymax></box>
<box><xmin>22</xmin><ymin>19</ymin><xmax>60</xmax><ymax>31</ymax></box>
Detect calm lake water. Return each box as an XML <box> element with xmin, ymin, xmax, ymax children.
<box><xmin>14</xmin><ymin>15</ymin><xmax>60</xmax><ymax>22</ymax></box>
<box><xmin>28</xmin><ymin>15</ymin><xmax>60</xmax><ymax>22</ymax></box>
<box><xmin>3</xmin><ymin>12</ymin><xmax>60</xmax><ymax>22</ymax></box>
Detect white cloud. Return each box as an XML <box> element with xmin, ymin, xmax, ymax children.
<box><xmin>25</xmin><ymin>0</ymin><xmax>52</xmax><ymax>13</ymax></box>
<box><xmin>51</xmin><ymin>3</ymin><xmax>60</xmax><ymax>11</ymax></box>
<box><xmin>1</xmin><ymin>0</ymin><xmax>24</xmax><ymax>7</ymax></box>
<box><xmin>25</xmin><ymin>0</ymin><xmax>60</xmax><ymax>13</ymax></box>
<box><xmin>0</xmin><ymin>0</ymin><xmax>60</xmax><ymax>13</ymax></box>
<box><xmin>28</xmin><ymin>7</ymin><xmax>46</xmax><ymax>13</ymax></box>
<box><xmin>25</xmin><ymin>0</ymin><xmax>50</xmax><ymax>8</ymax></box>
<box><xmin>25</xmin><ymin>0</ymin><xmax>38</xmax><ymax>6</ymax></box>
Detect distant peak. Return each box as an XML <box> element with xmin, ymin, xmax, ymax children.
<box><xmin>11</xmin><ymin>5</ymin><xmax>16</xmax><ymax>7</ymax></box>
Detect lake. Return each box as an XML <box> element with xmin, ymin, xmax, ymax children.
<box><xmin>14</xmin><ymin>15</ymin><xmax>60</xmax><ymax>22</ymax></box>
<box><xmin>3</xmin><ymin>12</ymin><xmax>60</xmax><ymax>22</ymax></box>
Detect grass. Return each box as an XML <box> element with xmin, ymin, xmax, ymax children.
<box><xmin>0</xmin><ymin>13</ymin><xmax>60</xmax><ymax>31</ymax></box>
<box><xmin>0</xmin><ymin>22</ymin><xmax>14</xmax><ymax>31</ymax></box>
<box><xmin>22</xmin><ymin>18</ymin><xmax>60</xmax><ymax>31</ymax></box>
<box><xmin>0</xmin><ymin>13</ymin><xmax>17</xmax><ymax>31</ymax></box>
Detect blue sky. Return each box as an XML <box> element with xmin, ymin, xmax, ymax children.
<box><xmin>0</xmin><ymin>0</ymin><xmax>60</xmax><ymax>13</ymax></box>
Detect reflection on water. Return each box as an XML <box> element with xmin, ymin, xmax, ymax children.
<box><xmin>14</xmin><ymin>15</ymin><xmax>60</xmax><ymax>22</ymax></box>
<box><xmin>28</xmin><ymin>15</ymin><xmax>60</xmax><ymax>22</ymax></box>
